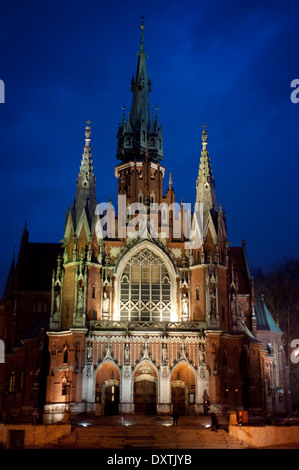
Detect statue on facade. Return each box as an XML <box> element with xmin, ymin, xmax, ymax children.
<box><xmin>210</xmin><ymin>293</ymin><xmax>216</xmax><ymax>313</ymax></box>
<box><xmin>199</xmin><ymin>344</ymin><xmax>205</xmax><ymax>365</ymax></box>
<box><xmin>102</xmin><ymin>291</ymin><xmax>110</xmax><ymax>314</ymax></box>
<box><xmin>55</xmin><ymin>290</ymin><xmax>61</xmax><ymax>313</ymax></box>
<box><xmin>182</xmin><ymin>293</ymin><xmax>189</xmax><ymax>318</ymax></box>
<box><xmin>77</xmin><ymin>286</ymin><xmax>84</xmax><ymax>316</ymax></box>
<box><xmin>142</xmin><ymin>338</ymin><xmax>150</xmax><ymax>359</ymax></box>
<box><xmin>87</xmin><ymin>341</ymin><xmax>93</xmax><ymax>361</ymax></box>
<box><xmin>162</xmin><ymin>343</ymin><xmax>168</xmax><ymax>365</ymax></box>
<box><xmin>124</xmin><ymin>343</ymin><xmax>130</xmax><ymax>364</ymax></box>
<box><xmin>104</xmin><ymin>341</ymin><xmax>112</xmax><ymax>360</ymax></box>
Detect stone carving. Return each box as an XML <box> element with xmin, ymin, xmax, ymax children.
<box><xmin>141</xmin><ymin>338</ymin><xmax>150</xmax><ymax>360</ymax></box>
<box><xmin>77</xmin><ymin>286</ymin><xmax>84</xmax><ymax>315</ymax></box>
<box><xmin>199</xmin><ymin>344</ymin><xmax>205</xmax><ymax>365</ymax></box>
<box><xmin>102</xmin><ymin>291</ymin><xmax>110</xmax><ymax>314</ymax></box>
<box><xmin>162</xmin><ymin>343</ymin><xmax>168</xmax><ymax>365</ymax></box>
<box><xmin>182</xmin><ymin>293</ymin><xmax>189</xmax><ymax>317</ymax></box>
<box><xmin>87</xmin><ymin>342</ymin><xmax>93</xmax><ymax>361</ymax></box>
<box><xmin>104</xmin><ymin>341</ymin><xmax>112</xmax><ymax>360</ymax></box>
<box><xmin>124</xmin><ymin>343</ymin><xmax>130</xmax><ymax>364</ymax></box>
<box><xmin>123</xmin><ymin>366</ymin><xmax>131</xmax><ymax>380</ymax></box>
<box><xmin>55</xmin><ymin>290</ymin><xmax>61</xmax><ymax>313</ymax></box>
<box><xmin>179</xmin><ymin>340</ymin><xmax>187</xmax><ymax>360</ymax></box>
<box><xmin>161</xmin><ymin>366</ymin><xmax>169</xmax><ymax>379</ymax></box>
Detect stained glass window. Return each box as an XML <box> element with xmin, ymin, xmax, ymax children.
<box><xmin>120</xmin><ymin>248</ymin><xmax>171</xmax><ymax>321</ymax></box>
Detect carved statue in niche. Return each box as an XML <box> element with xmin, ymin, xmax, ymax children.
<box><xmin>124</xmin><ymin>343</ymin><xmax>130</xmax><ymax>364</ymax></box>
<box><xmin>206</xmin><ymin>266</ymin><xmax>217</xmax><ymax>323</ymax></box>
<box><xmin>87</xmin><ymin>341</ymin><xmax>93</xmax><ymax>360</ymax></box>
<box><xmin>199</xmin><ymin>344</ymin><xmax>205</xmax><ymax>365</ymax></box>
<box><xmin>182</xmin><ymin>293</ymin><xmax>189</xmax><ymax>317</ymax></box>
<box><xmin>179</xmin><ymin>339</ymin><xmax>187</xmax><ymax>360</ymax></box>
<box><xmin>77</xmin><ymin>286</ymin><xmax>84</xmax><ymax>315</ymax></box>
<box><xmin>102</xmin><ymin>291</ymin><xmax>110</xmax><ymax>314</ymax></box>
<box><xmin>55</xmin><ymin>288</ymin><xmax>61</xmax><ymax>313</ymax></box>
<box><xmin>162</xmin><ymin>343</ymin><xmax>168</xmax><ymax>365</ymax></box>
<box><xmin>104</xmin><ymin>341</ymin><xmax>112</xmax><ymax>359</ymax></box>
<box><xmin>210</xmin><ymin>292</ymin><xmax>216</xmax><ymax>313</ymax></box>
<box><xmin>142</xmin><ymin>338</ymin><xmax>150</xmax><ymax>359</ymax></box>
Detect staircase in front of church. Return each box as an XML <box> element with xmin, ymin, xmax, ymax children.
<box><xmin>51</xmin><ymin>425</ymin><xmax>248</xmax><ymax>449</ymax></box>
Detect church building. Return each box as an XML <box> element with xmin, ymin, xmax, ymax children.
<box><xmin>0</xmin><ymin>24</ymin><xmax>291</xmax><ymax>424</ymax></box>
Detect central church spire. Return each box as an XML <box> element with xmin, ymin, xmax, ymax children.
<box><xmin>129</xmin><ymin>23</ymin><xmax>151</xmax><ymax>132</ymax></box>
<box><xmin>116</xmin><ymin>23</ymin><xmax>163</xmax><ymax>163</ymax></box>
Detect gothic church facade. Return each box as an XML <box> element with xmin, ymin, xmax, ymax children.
<box><xmin>0</xmin><ymin>25</ymin><xmax>291</xmax><ymax>423</ymax></box>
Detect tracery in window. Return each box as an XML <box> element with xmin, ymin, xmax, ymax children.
<box><xmin>120</xmin><ymin>248</ymin><xmax>171</xmax><ymax>321</ymax></box>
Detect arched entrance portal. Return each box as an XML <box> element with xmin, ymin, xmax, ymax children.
<box><xmin>171</xmin><ymin>363</ymin><xmax>196</xmax><ymax>416</ymax></box>
<box><xmin>95</xmin><ymin>362</ymin><xmax>120</xmax><ymax>416</ymax></box>
<box><xmin>134</xmin><ymin>363</ymin><xmax>157</xmax><ymax>415</ymax></box>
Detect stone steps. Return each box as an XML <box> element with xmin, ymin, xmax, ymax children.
<box><xmin>55</xmin><ymin>425</ymin><xmax>247</xmax><ymax>449</ymax></box>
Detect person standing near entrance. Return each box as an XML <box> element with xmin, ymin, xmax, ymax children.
<box><xmin>172</xmin><ymin>409</ymin><xmax>179</xmax><ymax>426</ymax></box>
<box><xmin>211</xmin><ymin>412</ymin><xmax>219</xmax><ymax>432</ymax></box>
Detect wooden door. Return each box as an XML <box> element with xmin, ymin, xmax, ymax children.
<box><xmin>172</xmin><ymin>386</ymin><xmax>186</xmax><ymax>416</ymax></box>
<box><xmin>134</xmin><ymin>380</ymin><xmax>157</xmax><ymax>414</ymax></box>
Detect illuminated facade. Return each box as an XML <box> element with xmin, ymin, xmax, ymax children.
<box><xmin>0</xmin><ymin>25</ymin><xmax>291</xmax><ymax>424</ymax></box>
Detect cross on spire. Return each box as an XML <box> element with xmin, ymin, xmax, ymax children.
<box><xmin>86</xmin><ymin>120</ymin><xmax>91</xmax><ymax>126</ymax></box>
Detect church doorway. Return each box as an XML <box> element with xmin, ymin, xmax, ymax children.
<box><xmin>134</xmin><ymin>363</ymin><xmax>157</xmax><ymax>415</ymax></box>
<box><xmin>134</xmin><ymin>380</ymin><xmax>157</xmax><ymax>414</ymax></box>
<box><xmin>171</xmin><ymin>363</ymin><xmax>196</xmax><ymax>416</ymax></box>
<box><xmin>95</xmin><ymin>362</ymin><xmax>120</xmax><ymax>416</ymax></box>
<box><xmin>104</xmin><ymin>383</ymin><xmax>119</xmax><ymax>415</ymax></box>
<box><xmin>171</xmin><ymin>385</ymin><xmax>187</xmax><ymax>416</ymax></box>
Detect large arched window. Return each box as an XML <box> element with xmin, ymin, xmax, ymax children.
<box><xmin>120</xmin><ymin>247</ymin><xmax>171</xmax><ymax>321</ymax></box>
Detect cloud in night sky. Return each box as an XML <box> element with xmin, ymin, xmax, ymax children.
<box><xmin>0</xmin><ymin>0</ymin><xmax>299</xmax><ymax>295</ymax></box>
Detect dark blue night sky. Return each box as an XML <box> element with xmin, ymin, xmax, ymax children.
<box><xmin>1</xmin><ymin>0</ymin><xmax>299</xmax><ymax>295</ymax></box>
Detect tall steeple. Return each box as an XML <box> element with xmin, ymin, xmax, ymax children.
<box><xmin>195</xmin><ymin>124</ymin><xmax>218</xmax><ymax>226</ymax></box>
<box><xmin>116</xmin><ymin>22</ymin><xmax>163</xmax><ymax>163</ymax></box>
<box><xmin>130</xmin><ymin>21</ymin><xmax>151</xmax><ymax>131</ymax></box>
<box><xmin>73</xmin><ymin>121</ymin><xmax>97</xmax><ymax>229</ymax></box>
